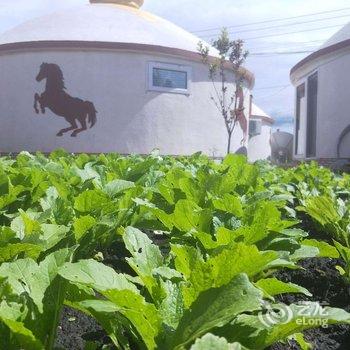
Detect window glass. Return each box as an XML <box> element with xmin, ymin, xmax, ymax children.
<box><xmin>148</xmin><ymin>62</ymin><xmax>191</xmax><ymax>94</ymax></box>
<box><xmin>153</xmin><ymin>68</ymin><xmax>187</xmax><ymax>89</ymax></box>
<box><xmin>295</xmin><ymin>83</ymin><xmax>306</xmax><ymax>155</ymax></box>
<box><xmin>249</xmin><ymin>120</ymin><xmax>262</xmax><ymax>136</ymax></box>
<box><xmin>306</xmin><ymin>72</ymin><xmax>318</xmax><ymax>158</ymax></box>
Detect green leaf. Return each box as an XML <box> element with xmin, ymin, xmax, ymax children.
<box><xmin>39</xmin><ymin>247</ymin><xmax>75</xmax><ymax>283</ymax></box>
<box><xmin>30</xmin><ymin>248</ymin><xmax>75</xmax><ymax>347</ymax></box>
<box><xmin>336</xmin><ymin>265</ymin><xmax>346</xmax><ymax>276</ymax></box>
<box><xmin>290</xmin><ymin>333</ymin><xmax>312</xmax><ymax>350</ymax></box>
<box><xmin>333</xmin><ymin>241</ymin><xmax>350</xmax><ymax>280</ymax></box>
<box><xmin>10</xmin><ymin>212</ymin><xmax>41</xmax><ymax>239</ymax></box>
<box><xmin>209</xmin><ymin>245</ymin><xmax>278</xmax><ymax>287</ymax></box>
<box><xmin>0</xmin><ymin>182</ymin><xmax>26</xmax><ymax>211</ymax></box>
<box><xmin>172</xmin><ymin>243</ymin><xmax>277</xmax><ymax>307</ymax></box>
<box><xmin>255</xmin><ymin>278</ymin><xmax>312</xmax><ymax>297</ymax></box>
<box><xmin>0</xmin><ymin>227</ymin><xmax>16</xmax><ymax>246</ymax></box>
<box><xmin>103</xmin><ymin>289</ymin><xmax>161</xmax><ymax>350</ymax></box>
<box><xmin>195</xmin><ymin>228</ymin><xmax>241</xmax><ymax>250</ymax></box>
<box><xmin>333</xmin><ymin>240</ymin><xmax>350</xmax><ymax>262</ymax></box>
<box><xmin>213</xmin><ymin>194</ymin><xmax>243</xmax><ymax>217</ymax></box>
<box><xmin>0</xmin><ymin>248</ymin><xmax>74</xmax><ymax>313</ymax></box>
<box><xmin>84</xmin><ymin>341</ymin><xmax>99</xmax><ymax>350</ymax></box>
<box><xmin>173</xmin><ymin>200</ymin><xmax>209</xmax><ymax>232</ymax></box>
<box><xmin>157</xmin><ymin>182</ymin><xmax>175</xmax><ymax>204</ymax></box>
<box><xmin>230</xmin><ymin>303</ymin><xmax>350</xmax><ymax>349</ymax></box>
<box><xmin>158</xmin><ymin>280</ymin><xmax>184</xmax><ymax>330</ymax></box>
<box><xmin>73</xmin><ymin>215</ymin><xmax>96</xmax><ymax>241</ymax></box>
<box><xmin>123</xmin><ymin>227</ymin><xmax>163</xmax><ymax>300</ymax></box>
<box><xmin>190</xmin><ymin>334</ymin><xmax>245</xmax><ymax>350</ymax></box>
<box><xmin>289</xmin><ymin>245</ymin><xmax>320</xmax><ymax>261</ymax></box>
<box><xmin>0</xmin><ymin>259</ymin><xmax>47</xmax><ymax>312</ymax></box>
<box><xmin>152</xmin><ymin>267</ymin><xmax>183</xmax><ymax>281</ymax></box>
<box><xmin>302</xmin><ymin>196</ymin><xmax>341</xmax><ymax>226</ymax></box>
<box><xmin>0</xmin><ymin>318</ymin><xmax>44</xmax><ymax>350</ymax></box>
<box><xmin>267</xmin><ymin>238</ymin><xmax>300</xmax><ymax>253</ymax></box>
<box><xmin>75</xmin><ymin>299</ymin><xmax>120</xmax><ymax>314</ymax></box>
<box><xmin>302</xmin><ymin>239</ymin><xmax>340</xmax><ymax>258</ymax></box>
<box><xmin>58</xmin><ymin>259</ymin><xmax>138</xmax><ymax>293</ymax></box>
<box><xmin>74</xmin><ymin>190</ymin><xmax>110</xmax><ymax>212</ymax></box>
<box><xmin>40</xmin><ymin>224</ymin><xmax>70</xmax><ymax>250</ymax></box>
<box><xmin>0</xmin><ymin>300</ymin><xmax>23</xmax><ymax>322</ymax></box>
<box><xmin>179</xmin><ymin>177</ymin><xmax>204</xmax><ymax>204</ymax></box>
<box><xmin>20</xmin><ymin>210</ymin><xmax>41</xmax><ymax>235</ymax></box>
<box><xmin>150</xmin><ymin>207</ymin><xmax>174</xmax><ymax>230</ymax></box>
<box><xmin>242</xmin><ymin>202</ymin><xmax>294</xmax><ymax>245</ymax></box>
<box><xmin>72</xmin><ymin>163</ymin><xmax>101</xmax><ymax>183</ymax></box>
<box><xmin>222</xmin><ymin>154</ymin><xmax>247</xmax><ymax>168</ymax></box>
<box><xmin>171</xmin><ymin>274</ymin><xmax>263</xmax><ymax>349</ymax></box>
<box><xmin>0</xmin><ymin>243</ymin><xmax>42</xmax><ymax>263</ymax></box>
<box><xmin>104</xmin><ymin>179</ymin><xmax>135</xmax><ymax>197</ymax></box>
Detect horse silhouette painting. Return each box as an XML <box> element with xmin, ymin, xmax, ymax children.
<box><xmin>34</xmin><ymin>63</ymin><xmax>97</xmax><ymax>137</ymax></box>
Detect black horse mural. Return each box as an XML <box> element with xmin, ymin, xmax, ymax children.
<box><xmin>34</xmin><ymin>63</ymin><xmax>97</xmax><ymax>137</ymax></box>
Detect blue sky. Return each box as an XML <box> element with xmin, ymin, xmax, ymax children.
<box><xmin>1</xmin><ymin>0</ymin><xmax>350</xmax><ymax>133</ymax></box>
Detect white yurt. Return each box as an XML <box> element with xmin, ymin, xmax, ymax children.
<box><xmin>291</xmin><ymin>22</ymin><xmax>350</xmax><ymax>161</ymax></box>
<box><xmin>247</xmin><ymin>103</ymin><xmax>274</xmax><ymax>162</ymax></box>
<box><xmin>0</xmin><ymin>0</ymin><xmax>255</xmax><ymax>156</ymax></box>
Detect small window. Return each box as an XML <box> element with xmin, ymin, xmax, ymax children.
<box><xmin>249</xmin><ymin>119</ymin><xmax>262</xmax><ymax>136</ymax></box>
<box><xmin>148</xmin><ymin>62</ymin><xmax>191</xmax><ymax>94</ymax></box>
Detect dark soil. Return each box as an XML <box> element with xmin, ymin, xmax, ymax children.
<box><xmin>270</xmin><ymin>340</ymin><xmax>300</xmax><ymax>350</ymax></box>
<box><xmin>55</xmin><ymin>307</ymin><xmax>107</xmax><ymax>350</ymax></box>
<box><xmin>271</xmin><ymin>257</ymin><xmax>350</xmax><ymax>350</ymax></box>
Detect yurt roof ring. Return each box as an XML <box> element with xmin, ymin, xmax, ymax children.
<box><xmin>89</xmin><ymin>0</ymin><xmax>144</xmax><ymax>8</ymax></box>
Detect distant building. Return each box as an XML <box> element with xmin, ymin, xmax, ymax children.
<box><xmin>248</xmin><ymin>103</ymin><xmax>274</xmax><ymax>162</ymax></box>
<box><xmin>291</xmin><ymin>22</ymin><xmax>350</xmax><ymax>161</ymax></box>
<box><xmin>270</xmin><ymin>130</ymin><xmax>293</xmax><ymax>164</ymax></box>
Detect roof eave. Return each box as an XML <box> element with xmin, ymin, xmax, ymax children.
<box><xmin>0</xmin><ymin>40</ymin><xmax>255</xmax><ymax>89</ymax></box>
<box><xmin>290</xmin><ymin>38</ymin><xmax>350</xmax><ymax>79</ymax></box>
<box><xmin>250</xmin><ymin>115</ymin><xmax>275</xmax><ymax>124</ymax></box>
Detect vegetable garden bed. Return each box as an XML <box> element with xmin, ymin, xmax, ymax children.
<box><xmin>0</xmin><ymin>150</ymin><xmax>349</xmax><ymax>349</ymax></box>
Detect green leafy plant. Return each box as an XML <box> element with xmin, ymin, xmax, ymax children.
<box><xmin>0</xmin><ymin>152</ymin><xmax>350</xmax><ymax>349</ymax></box>
<box><xmin>58</xmin><ymin>228</ymin><xmax>350</xmax><ymax>350</ymax></box>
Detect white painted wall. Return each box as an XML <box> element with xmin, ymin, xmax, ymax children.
<box><xmin>0</xmin><ymin>49</ymin><xmax>250</xmax><ymax>156</ymax></box>
<box><xmin>291</xmin><ymin>47</ymin><xmax>350</xmax><ymax>159</ymax></box>
<box><xmin>316</xmin><ymin>51</ymin><xmax>350</xmax><ymax>158</ymax></box>
<box><xmin>248</xmin><ymin>120</ymin><xmax>272</xmax><ymax>162</ymax></box>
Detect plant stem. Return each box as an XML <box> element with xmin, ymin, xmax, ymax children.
<box><xmin>227</xmin><ymin>131</ymin><xmax>232</xmax><ymax>154</ymax></box>
<box><xmin>46</xmin><ymin>279</ymin><xmax>67</xmax><ymax>350</ymax></box>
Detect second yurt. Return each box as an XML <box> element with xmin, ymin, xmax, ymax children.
<box><xmin>248</xmin><ymin>103</ymin><xmax>274</xmax><ymax>162</ymax></box>
<box><xmin>291</xmin><ymin>22</ymin><xmax>350</xmax><ymax>161</ymax></box>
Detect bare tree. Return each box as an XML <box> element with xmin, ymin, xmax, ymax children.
<box><xmin>198</xmin><ymin>28</ymin><xmax>249</xmax><ymax>154</ymax></box>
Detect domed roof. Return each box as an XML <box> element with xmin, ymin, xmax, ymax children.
<box><xmin>320</xmin><ymin>22</ymin><xmax>350</xmax><ymax>49</ymax></box>
<box><xmin>291</xmin><ymin>21</ymin><xmax>350</xmax><ymax>78</ymax></box>
<box><xmin>0</xmin><ymin>0</ymin><xmax>216</xmax><ymax>56</ymax></box>
<box><xmin>0</xmin><ymin>0</ymin><xmax>255</xmax><ymax>87</ymax></box>
<box><xmin>90</xmin><ymin>0</ymin><xmax>144</xmax><ymax>8</ymax></box>
<box><xmin>251</xmin><ymin>103</ymin><xmax>274</xmax><ymax>124</ymax></box>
